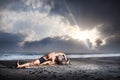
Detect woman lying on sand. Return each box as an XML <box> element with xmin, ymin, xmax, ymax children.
<box><xmin>17</xmin><ymin>52</ymin><xmax>70</xmax><ymax>68</ymax></box>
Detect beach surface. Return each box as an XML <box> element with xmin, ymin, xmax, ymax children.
<box><xmin>0</xmin><ymin>58</ymin><xmax>120</xmax><ymax>80</ymax></box>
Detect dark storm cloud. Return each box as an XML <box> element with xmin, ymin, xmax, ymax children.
<box><xmin>0</xmin><ymin>31</ymin><xmax>25</xmax><ymax>52</ymax></box>
<box><xmin>23</xmin><ymin>36</ymin><xmax>89</xmax><ymax>53</ymax></box>
<box><xmin>0</xmin><ymin>0</ymin><xmax>32</xmax><ymax>12</ymax></box>
<box><xmin>95</xmin><ymin>39</ymin><xmax>103</xmax><ymax>49</ymax></box>
<box><xmin>0</xmin><ymin>0</ymin><xmax>19</xmax><ymax>10</ymax></box>
<box><xmin>98</xmin><ymin>24</ymin><xmax>120</xmax><ymax>37</ymax></box>
<box><xmin>51</xmin><ymin>0</ymin><xmax>120</xmax><ymax>29</ymax></box>
<box><xmin>0</xmin><ymin>0</ymin><xmax>12</xmax><ymax>8</ymax></box>
<box><xmin>100</xmin><ymin>35</ymin><xmax>120</xmax><ymax>52</ymax></box>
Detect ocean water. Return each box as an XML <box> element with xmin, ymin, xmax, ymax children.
<box><xmin>0</xmin><ymin>52</ymin><xmax>120</xmax><ymax>60</ymax></box>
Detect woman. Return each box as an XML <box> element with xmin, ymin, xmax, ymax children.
<box><xmin>17</xmin><ymin>52</ymin><xmax>70</xmax><ymax>68</ymax></box>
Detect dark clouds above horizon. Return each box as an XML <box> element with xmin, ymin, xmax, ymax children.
<box><xmin>0</xmin><ymin>0</ymin><xmax>120</xmax><ymax>53</ymax></box>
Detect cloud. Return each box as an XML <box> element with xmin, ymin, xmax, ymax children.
<box><xmin>95</xmin><ymin>39</ymin><xmax>103</xmax><ymax>49</ymax></box>
<box><xmin>86</xmin><ymin>39</ymin><xmax>92</xmax><ymax>49</ymax></box>
<box><xmin>0</xmin><ymin>0</ymin><xmax>105</xmax><ymax>52</ymax></box>
<box><xmin>23</xmin><ymin>36</ymin><xmax>89</xmax><ymax>53</ymax></box>
<box><xmin>22</xmin><ymin>0</ymin><xmax>53</xmax><ymax>10</ymax></box>
<box><xmin>100</xmin><ymin>35</ymin><xmax>120</xmax><ymax>52</ymax></box>
<box><xmin>0</xmin><ymin>0</ymin><xmax>120</xmax><ymax>52</ymax></box>
<box><xmin>0</xmin><ymin>31</ymin><xmax>25</xmax><ymax>52</ymax></box>
<box><xmin>0</xmin><ymin>9</ymin><xmax>79</xmax><ymax>41</ymax></box>
<box><xmin>52</xmin><ymin>0</ymin><xmax>120</xmax><ymax>28</ymax></box>
<box><xmin>0</xmin><ymin>0</ymin><xmax>102</xmax><ymax>44</ymax></box>
<box><xmin>22</xmin><ymin>0</ymin><xmax>43</xmax><ymax>9</ymax></box>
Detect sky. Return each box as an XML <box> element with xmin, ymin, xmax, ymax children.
<box><xmin>0</xmin><ymin>0</ymin><xmax>120</xmax><ymax>53</ymax></box>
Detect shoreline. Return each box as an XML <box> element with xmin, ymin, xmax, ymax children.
<box><xmin>0</xmin><ymin>58</ymin><xmax>120</xmax><ymax>80</ymax></box>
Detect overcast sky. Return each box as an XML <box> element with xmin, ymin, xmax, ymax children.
<box><xmin>0</xmin><ymin>0</ymin><xmax>120</xmax><ymax>53</ymax></box>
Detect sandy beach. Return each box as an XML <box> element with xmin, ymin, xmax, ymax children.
<box><xmin>0</xmin><ymin>58</ymin><xmax>120</xmax><ymax>80</ymax></box>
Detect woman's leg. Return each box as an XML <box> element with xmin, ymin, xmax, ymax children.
<box><xmin>17</xmin><ymin>59</ymin><xmax>40</xmax><ymax>68</ymax></box>
<box><xmin>39</xmin><ymin>61</ymin><xmax>55</xmax><ymax>66</ymax></box>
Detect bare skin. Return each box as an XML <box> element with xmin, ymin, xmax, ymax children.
<box><xmin>17</xmin><ymin>52</ymin><xmax>69</xmax><ymax>68</ymax></box>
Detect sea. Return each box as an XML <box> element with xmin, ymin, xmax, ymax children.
<box><xmin>0</xmin><ymin>52</ymin><xmax>120</xmax><ymax>60</ymax></box>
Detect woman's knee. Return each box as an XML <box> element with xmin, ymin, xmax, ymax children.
<box><xmin>30</xmin><ymin>59</ymin><xmax>40</xmax><ymax>66</ymax></box>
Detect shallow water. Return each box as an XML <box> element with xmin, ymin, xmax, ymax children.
<box><xmin>0</xmin><ymin>52</ymin><xmax>120</xmax><ymax>60</ymax></box>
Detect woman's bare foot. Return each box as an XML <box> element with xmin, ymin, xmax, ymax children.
<box><xmin>17</xmin><ymin>61</ymin><xmax>21</xmax><ymax>68</ymax></box>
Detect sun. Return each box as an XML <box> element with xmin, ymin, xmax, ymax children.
<box><xmin>72</xmin><ymin>27</ymin><xmax>100</xmax><ymax>42</ymax></box>
<box><xmin>61</xmin><ymin>23</ymin><xmax>105</xmax><ymax>49</ymax></box>
<box><xmin>67</xmin><ymin>25</ymin><xmax>104</xmax><ymax>49</ymax></box>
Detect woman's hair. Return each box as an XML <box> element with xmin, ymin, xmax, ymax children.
<box><xmin>55</xmin><ymin>56</ymin><xmax>70</xmax><ymax>65</ymax></box>
<box><xmin>58</xmin><ymin>59</ymin><xmax>70</xmax><ymax>65</ymax></box>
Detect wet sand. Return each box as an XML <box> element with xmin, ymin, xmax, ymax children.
<box><xmin>0</xmin><ymin>58</ymin><xmax>120</xmax><ymax>80</ymax></box>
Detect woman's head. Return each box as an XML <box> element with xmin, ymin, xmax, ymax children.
<box><xmin>56</xmin><ymin>58</ymin><xmax>70</xmax><ymax>65</ymax></box>
<box><xmin>55</xmin><ymin>55</ymin><xmax>70</xmax><ymax>65</ymax></box>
